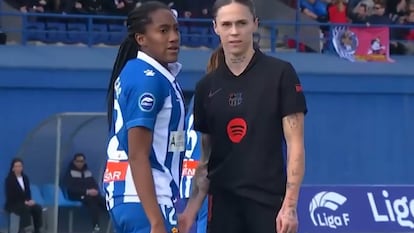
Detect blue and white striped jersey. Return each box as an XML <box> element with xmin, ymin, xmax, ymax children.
<box><xmin>179</xmin><ymin>96</ymin><xmax>202</xmax><ymax>199</ymax></box>
<box><xmin>103</xmin><ymin>51</ymin><xmax>185</xmax><ymax>209</ymax></box>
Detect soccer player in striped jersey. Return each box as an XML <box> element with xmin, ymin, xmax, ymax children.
<box><xmin>177</xmin><ymin>48</ymin><xmax>223</xmax><ymax>233</ymax></box>
<box><xmin>104</xmin><ymin>2</ymin><xmax>185</xmax><ymax>233</ymax></box>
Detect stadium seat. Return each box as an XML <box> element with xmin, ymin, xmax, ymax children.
<box><xmin>41</xmin><ymin>184</ymin><xmax>81</xmax><ymax>233</ymax></box>
<box><xmin>30</xmin><ymin>184</ymin><xmax>45</xmax><ymax>206</ymax></box>
<box><xmin>188</xmin><ymin>26</ymin><xmax>210</xmax><ymax>48</ymax></box>
<box><xmin>107</xmin><ymin>24</ymin><xmax>127</xmax><ymax>45</ymax></box>
<box><xmin>44</xmin><ymin>22</ymin><xmax>67</xmax><ymax>43</ymax></box>
<box><xmin>91</xmin><ymin>24</ymin><xmax>109</xmax><ymax>45</ymax></box>
<box><xmin>25</xmin><ymin>22</ymin><xmax>46</xmax><ymax>42</ymax></box>
<box><xmin>179</xmin><ymin>26</ymin><xmax>190</xmax><ymax>46</ymax></box>
<box><xmin>66</xmin><ymin>23</ymin><xmax>88</xmax><ymax>44</ymax></box>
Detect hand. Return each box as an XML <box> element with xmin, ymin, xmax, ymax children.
<box><xmin>276</xmin><ymin>204</ymin><xmax>298</xmax><ymax>233</ymax></box>
<box><xmin>150</xmin><ymin>222</ymin><xmax>167</xmax><ymax>233</ymax></box>
<box><xmin>87</xmin><ymin>189</ymin><xmax>99</xmax><ymax>196</ymax></box>
<box><xmin>178</xmin><ymin>212</ymin><xmax>194</xmax><ymax>233</ymax></box>
<box><xmin>25</xmin><ymin>200</ymin><xmax>35</xmax><ymax>206</ymax></box>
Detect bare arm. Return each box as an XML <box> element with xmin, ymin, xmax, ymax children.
<box><xmin>128</xmin><ymin>127</ymin><xmax>165</xmax><ymax>228</ymax></box>
<box><xmin>183</xmin><ymin>134</ymin><xmax>211</xmax><ymax>220</ymax></box>
<box><xmin>282</xmin><ymin>113</ymin><xmax>305</xmax><ymax>209</ymax></box>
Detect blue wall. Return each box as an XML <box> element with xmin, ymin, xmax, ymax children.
<box><xmin>1</xmin><ymin>46</ymin><xmax>414</xmax><ymax>229</ymax></box>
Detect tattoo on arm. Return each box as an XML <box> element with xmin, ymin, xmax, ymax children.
<box><xmin>285</xmin><ymin>113</ymin><xmax>300</xmax><ymax>129</ymax></box>
<box><xmin>190</xmin><ymin>134</ymin><xmax>211</xmax><ymax>199</ymax></box>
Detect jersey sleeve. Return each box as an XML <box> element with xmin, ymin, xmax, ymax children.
<box><xmin>193</xmin><ymin>79</ymin><xmax>209</xmax><ymax>133</ymax></box>
<box><xmin>280</xmin><ymin>62</ymin><xmax>308</xmax><ymax>117</ymax></box>
<box><xmin>124</xmin><ymin>71</ymin><xmax>169</xmax><ymax>131</ymax></box>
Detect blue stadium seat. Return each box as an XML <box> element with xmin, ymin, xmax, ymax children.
<box><xmin>41</xmin><ymin>184</ymin><xmax>81</xmax><ymax>233</ymax></box>
<box><xmin>179</xmin><ymin>26</ymin><xmax>190</xmax><ymax>46</ymax></box>
<box><xmin>66</xmin><ymin>23</ymin><xmax>88</xmax><ymax>44</ymax></box>
<box><xmin>107</xmin><ymin>24</ymin><xmax>127</xmax><ymax>45</ymax></box>
<box><xmin>44</xmin><ymin>22</ymin><xmax>67</xmax><ymax>43</ymax></box>
<box><xmin>41</xmin><ymin>184</ymin><xmax>81</xmax><ymax>207</ymax></box>
<box><xmin>187</xmin><ymin>26</ymin><xmax>210</xmax><ymax>48</ymax></box>
<box><xmin>91</xmin><ymin>24</ymin><xmax>109</xmax><ymax>45</ymax></box>
<box><xmin>25</xmin><ymin>22</ymin><xmax>46</xmax><ymax>42</ymax></box>
<box><xmin>30</xmin><ymin>184</ymin><xmax>45</xmax><ymax>206</ymax></box>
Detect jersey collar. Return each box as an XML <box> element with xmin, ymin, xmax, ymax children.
<box><xmin>137</xmin><ymin>51</ymin><xmax>182</xmax><ymax>83</ymax></box>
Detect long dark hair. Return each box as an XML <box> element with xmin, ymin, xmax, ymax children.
<box><xmin>8</xmin><ymin>157</ymin><xmax>23</xmax><ymax>175</ymax></box>
<box><xmin>107</xmin><ymin>1</ymin><xmax>171</xmax><ymax>128</ymax></box>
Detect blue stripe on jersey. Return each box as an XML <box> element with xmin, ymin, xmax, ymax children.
<box><xmin>180</xmin><ymin>96</ymin><xmax>202</xmax><ymax>198</ymax></box>
<box><xmin>167</xmin><ymin>83</ymin><xmax>184</xmax><ymax>199</ymax></box>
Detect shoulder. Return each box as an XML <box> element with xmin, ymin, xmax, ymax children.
<box><xmin>121</xmin><ymin>59</ymin><xmax>169</xmax><ymax>91</ymax></box>
<box><xmin>195</xmin><ymin>71</ymin><xmax>216</xmax><ymax>93</ymax></box>
<box><xmin>5</xmin><ymin>175</ymin><xmax>14</xmax><ymax>183</ymax></box>
<box><xmin>260</xmin><ymin>53</ymin><xmax>293</xmax><ymax>69</ymax></box>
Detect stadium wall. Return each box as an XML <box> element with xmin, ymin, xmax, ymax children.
<box><xmin>1</xmin><ymin>47</ymin><xmax>414</xmax><ymax>230</ymax></box>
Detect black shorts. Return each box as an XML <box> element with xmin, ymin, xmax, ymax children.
<box><xmin>207</xmin><ymin>192</ymin><xmax>283</xmax><ymax>233</ymax></box>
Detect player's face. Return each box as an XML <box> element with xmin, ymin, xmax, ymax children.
<box><xmin>213</xmin><ymin>3</ymin><xmax>258</xmax><ymax>57</ymax></box>
<box><xmin>136</xmin><ymin>9</ymin><xmax>180</xmax><ymax>66</ymax></box>
<box><xmin>12</xmin><ymin>161</ymin><xmax>23</xmax><ymax>175</ymax></box>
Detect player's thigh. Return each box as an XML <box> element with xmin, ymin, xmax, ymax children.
<box><xmin>110</xmin><ymin>203</ymin><xmax>151</xmax><ymax>233</ymax></box>
<box><xmin>208</xmin><ymin>194</ymin><xmax>243</xmax><ymax>233</ymax></box>
<box><xmin>243</xmin><ymin>198</ymin><xmax>282</xmax><ymax>233</ymax></box>
<box><xmin>196</xmin><ymin>198</ymin><xmax>208</xmax><ymax>233</ymax></box>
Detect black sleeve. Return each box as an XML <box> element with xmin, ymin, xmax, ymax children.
<box><xmin>25</xmin><ymin>175</ymin><xmax>32</xmax><ymax>200</ymax></box>
<box><xmin>5</xmin><ymin>177</ymin><xmax>15</xmax><ymax>204</ymax></box>
<box><xmin>280</xmin><ymin>62</ymin><xmax>307</xmax><ymax>117</ymax></box>
<box><xmin>193</xmin><ymin>79</ymin><xmax>209</xmax><ymax>133</ymax></box>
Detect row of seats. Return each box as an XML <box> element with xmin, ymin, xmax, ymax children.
<box><xmin>25</xmin><ymin>21</ymin><xmax>220</xmax><ymax>48</ymax></box>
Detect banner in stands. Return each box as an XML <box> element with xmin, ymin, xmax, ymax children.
<box><xmin>332</xmin><ymin>26</ymin><xmax>393</xmax><ymax>62</ymax></box>
<box><xmin>298</xmin><ymin>186</ymin><xmax>414</xmax><ymax>232</ymax></box>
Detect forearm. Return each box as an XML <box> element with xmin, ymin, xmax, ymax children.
<box><xmin>185</xmin><ymin>163</ymin><xmax>209</xmax><ymax>218</ymax></box>
<box><xmin>184</xmin><ymin>134</ymin><xmax>211</xmax><ymax>219</ymax></box>
<box><xmin>282</xmin><ymin>112</ymin><xmax>306</xmax><ymax>208</ymax></box>
<box><xmin>130</xmin><ymin>157</ymin><xmax>164</xmax><ymax>227</ymax></box>
<box><xmin>284</xmin><ymin>147</ymin><xmax>305</xmax><ymax>207</ymax></box>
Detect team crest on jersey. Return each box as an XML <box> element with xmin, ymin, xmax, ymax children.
<box><xmin>144</xmin><ymin>69</ymin><xmax>155</xmax><ymax>76</ymax></box>
<box><xmin>229</xmin><ymin>92</ymin><xmax>243</xmax><ymax>107</ymax></box>
<box><xmin>139</xmin><ymin>93</ymin><xmax>155</xmax><ymax>112</ymax></box>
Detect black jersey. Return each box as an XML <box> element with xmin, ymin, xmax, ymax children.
<box><xmin>193</xmin><ymin>49</ymin><xmax>307</xmax><ymax>207</ymax></box>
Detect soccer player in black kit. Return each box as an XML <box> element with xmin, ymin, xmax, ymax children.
<box><xmin>178</xmin><ymin>0</ymin><xmax>307</xmax><ymax>233</ymax></box>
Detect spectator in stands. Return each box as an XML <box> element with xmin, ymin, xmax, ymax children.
<box><xmin>386</xmin><ymin>0</ymin><xmax>408</xmax><ymax>22</ymax></box>
<box><xmin>300</xmin><ymin>0</ymin><xmax>329</xmax><ymax>23</ymax></box>
<box><xmin>9</xmin><ymin>0</ymin><xmax>49</xmax><ymax>13</ymax></box>
<box><xmin>4</xmin><ymin>158</ymin><xmax>43</xmax><ymax>233</ymax></box>
<box><xmin>367</xmin><ymin>0</ymin><xmax>392</xmax><ymax>24</ymax></box>
<box><xmin>61</xmin><ymin>0</ymin><xmax>102</xmax><ymax>14</ymax></box>
<box><xmin>328</xmin><ymin>0</ymin><xmax>348</xmax><ymax>23</ymax></box>
<box><xmin>63</xmin><ymin>153</ymin><xmax>106</xmax><ymax>233</ymax></box>
<box><xmin>348</xmin><ymin>1</ymin><xmax>370</xmax><ymax>23</ymax></box>
<box><xmin>103</xmin><ymin>0</ymin><xmax>137</xmax><ymax>15</ymax></box>
<box><xmin>182</xmin><ymin>0</ymin><xmax>214</xmax><ymax>18</ymax></box>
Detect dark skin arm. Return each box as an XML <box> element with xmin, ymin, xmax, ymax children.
<box><xmin>128</xmin><ymin>127</ymin><xmax>165</xmax><ymax>231</ymax></box>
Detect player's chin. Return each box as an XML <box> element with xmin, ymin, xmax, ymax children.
<box><xmin>165</xmin><ymin>50</ymin><xmax>179</xmax><ymax>63</ymax></box>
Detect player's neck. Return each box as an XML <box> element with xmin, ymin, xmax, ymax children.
<box><xmin>225</xmin><ymin>47</ymin><xmax>255</xmax><ymax>77</ymax></box>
